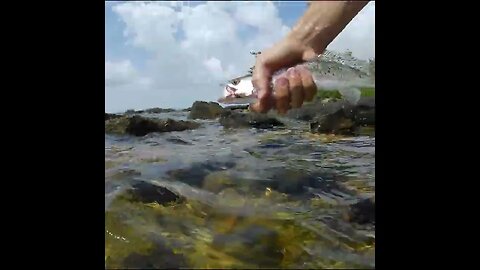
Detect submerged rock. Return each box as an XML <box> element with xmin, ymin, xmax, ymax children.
<box><xmin>166</xmin><ymin>160</ymin><xmax>236</xmax><ymax>187</ymax></box>
<box><xmin>122</xmin><ymin>245</ymin><xmax>186</xmax><ymax>269</ymax></box>
<box><xmin>343</xmin><ymin>197</ymin><xmax>375</xmax><ymax>225</ymax></box>
<box><xmin>188</xmin><ymin>101</ymin><xmax>224</xmax><ymax>119</ymax></box>
<box><xmin>219</xmin><ymin>110</ymin><xmax>284</xmax><ymax>129</ymax></box>
<box><xmin>105</xmin><ymin>116</ymin><xmax>200</xmax><ymax>136</ymax></box>
<box><xmin>202</xmin><ymin>171</ymin><xmax>235</xmax><ymax>193</ymax></box>
<box><xmin>212</xmin><ymin>224</ymin><xmax>283</xmax><ymax>267</ymax></box>
<box><xmin>126</xmin><ymin>181</ymin><xmax>181</xmax><ymax>205</ymax></box>
<box><xmin>265</xmin><ymin>168</ymin><xmax>354</xmax><ymax>197</ymax></box>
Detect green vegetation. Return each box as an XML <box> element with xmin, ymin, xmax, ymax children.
<box><xmin>315</xmin><ymin>87</ymin><xmax>375</xmax><ymax>100</ymax></box>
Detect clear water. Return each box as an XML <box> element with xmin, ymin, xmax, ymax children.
<box><xmin>105</xmin><ymin>111</ymin><xmax>375</xmax><ymax>269</ymax></box>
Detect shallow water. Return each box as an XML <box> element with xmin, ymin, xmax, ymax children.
<box><xmin>105</xmin><ymin>111</ymin><xmax>375</xmax><ymax>269</ymax></box>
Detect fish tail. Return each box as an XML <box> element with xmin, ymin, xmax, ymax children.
<box><xmin>338</xmin><ymin>87</ymin><xmax>361</xmax><ymax>105</ymax></box>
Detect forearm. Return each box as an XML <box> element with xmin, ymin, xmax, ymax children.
<box><xmin>287</xmin><ymin>1</ymin><xmax>369</xmax><ymax>59</ymax></box>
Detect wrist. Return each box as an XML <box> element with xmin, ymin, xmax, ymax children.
<box><xmin>285</xmin><ymin>27</ymin><xmax>330</xmax><ymax>61</ymax></box>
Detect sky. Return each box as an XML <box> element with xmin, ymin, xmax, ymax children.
<box><xmin>105</xmin><ymin>1</ymin><xmax>375</xmax><ymax>113</ymax></box>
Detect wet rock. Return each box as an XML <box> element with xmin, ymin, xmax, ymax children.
<box><xmin>124</xmin><ymin>109</ymin><xmax>146</xmax><ymax>114</ymax></box>
<box><xmin>182</xmin><ymin>107</ymin><xmax>191</xmax><ymax>112</ymax></box>
<box><xmin>145</xmin><ymin>107</ymin><xmax>176</xmax><ymax>114</ymax></box>
<box><xmin>126</xmin><ymin>181</ymin><xmax>181</xmax><ymax>205</ymax></box>
<box><xmin>212</xmin><ymin>225</ymin><xmax>283</xmax><ymax>267</ymax></box>
<box><xmin>267</xmin><ymin>168</ymin><xmax>351</xmax><ymax>196</ymax></box>
<box><xmin>224</xmin><ymin>104</ymin><xmax>250</xmax><ymax>111</ymax></box>
<box><xmin>105</xmin><ymin>113</ymin><xmax>122</xmax><ymax>121</ymax></box>
<box><xmin>354</xmin><ymin>108</ymin><xmax>375</xmax><ymax>126</ymax></box>
<box><xmin>285</xmin><ymin>98</ymin><xmax>375</xmax><ymax>134</ymax></box>
<box><xmin>343</xmin><ymin>197</ymin><xmax>375</xmax><ymax>225</ymax></box>
<box><xmin>188</xmin><ymin>101</ymin><xmax>224</xmax><ymax>119</ymax></box>
<box><xmin>105</xmin><ymin>116</ymin><xmax>200</xmax><ymax>136</ymax></box>
<box><xmin>219</xmin><ymin>110</ymin><xmax>284</xmax><ymax>129</ymax></box>
<box><xmin>310</xmin><ymin>108</ymin><xmax>356</xmax><ymax>135</ymax></box>
<box><xmin>166</xmin><ymin>160</ymin><xmax>236</xmax><ymax>187</ymax></box>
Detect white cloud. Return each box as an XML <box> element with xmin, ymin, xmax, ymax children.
<box><xmin>105</xmin><ymin>1</ymin><xmax>375</xmax><ymax>112</ymax></box>
<box><xmin>327</xmin><ymin>1</ymin><xmax>375</xmax><ymax>60</ymax></box>
<box><xmin>105</xmin><ymin>60</ymin><xmax>152</xmax><ymax>89</ymax></box>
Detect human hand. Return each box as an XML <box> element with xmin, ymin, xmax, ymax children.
<box><xmin>250</xmin><ymin>37</ymin><xmax>318</xmax><ymax>114</ymax></box>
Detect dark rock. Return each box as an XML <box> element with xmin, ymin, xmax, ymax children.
<box><xmin>166</xmin><ymin>160</ymin><xmax>236</xmax><ymax>187</ymax></box>
<box><xmin>310</xmin><ymin>108</ymin><xmax>356</xmax><ymax>135</ymax></box>
<box><xmin>286</xmin><ymin>99</ymin><xmax>355</xmax><ymax>121</ymax></box>
<box><xmin>105</xmin><ymin>116</ymin><xmax>200</xmax><ymax>136</ymax></box>
<box><xmin>224</xmin><ymin>104</ymin><xmax>250</xmax><ymax>111</ymax></box>
<box><xmin>105</xmin><ymin>113</ymin><xmax>122</xmax><ymax>121</ymax></box>
<box><xmin>343</xmin><ymin>197</ymin><xmax>375</xmax><ymax>225</ymax></box>
<box><xmin>182</xmin><ymin>107</ymin><xmax>191</xmax><ymax>112</ymax></box>
<box><xmin>266</xmin><ymin>168</ymin><xmax>354</xmax><ymax>197</ymax></box>
<box><xmin>357</xmin><ymin>96</ymin><xmax>375</xmax><ymax>108</ymax></box>
<box><xmin>145</xmin><ymin>107</ymin><xmax>176</xmax><ymax>114</ymax></box>
<box><xmin>286</xmin><ymin>98</ymin><xmax>375</xmax><ymax>135</ymax></box>
<box><xmin>212</xmin><ymin>225</ymin><xmax>283</xmax><ymax>267</ymax></box>
<box><xmin>219</xmin><ymin>110</ymin><xmax>284</xmax><ymax>129</ymax></box>
<box><xmin>126</xmin><ymin>181</ymin><xmax>181</xmax><ymax>205</ymax></box>
<box><xmin>188</xmin><ymin>101</ymin><xmax>224</xmax><ymax>119</ymax></box>
<box><xmin>354</xmin><ymin>108</ymin><xmax>375</xmax><ymax>126</ymax></box>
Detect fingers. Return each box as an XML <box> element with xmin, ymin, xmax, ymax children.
<box><xmin>251</xmin><ymin>61</ymin><xmax>274</xmax><ymax>113</ymax></box>
<box><xmin>251</xmin><ymin>64</ymin><xmax>316</xmax><ymax>113</ymax></box>
<box><xmin>287</xmin><ymin>68</ymin><xmax>304</xmax><ymax>108</ymax></box>
<box><xmin>273</xmin><ymin>77</ymin><xmax>290</xmax><ymax>114</ymax></box>
<box><xmin>297</xmin><ymin>65</ymin><xmax>317</xmax><ymax>101</ymax></box>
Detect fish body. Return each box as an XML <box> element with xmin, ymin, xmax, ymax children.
<box><xmin>217</xmin><ymin>51</ymin><xmax>375</xmax><ymax>106</ymax></box>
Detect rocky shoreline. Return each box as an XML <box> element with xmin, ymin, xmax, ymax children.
<box><xmin>106</xmin><ymin>96</ymin><xmax>375</xmax><ymax>137</ymax></box>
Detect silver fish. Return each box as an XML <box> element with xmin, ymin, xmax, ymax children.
<box><xmin>218</xmin><ymin>50</ymin><xmax>375</xmax><ymax>106</ymax></box>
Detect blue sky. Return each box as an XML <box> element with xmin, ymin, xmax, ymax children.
<box><xmin>105</xmin><ymin>1</ymin><xmax>374</xmax><ymax>113</ymax></box>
